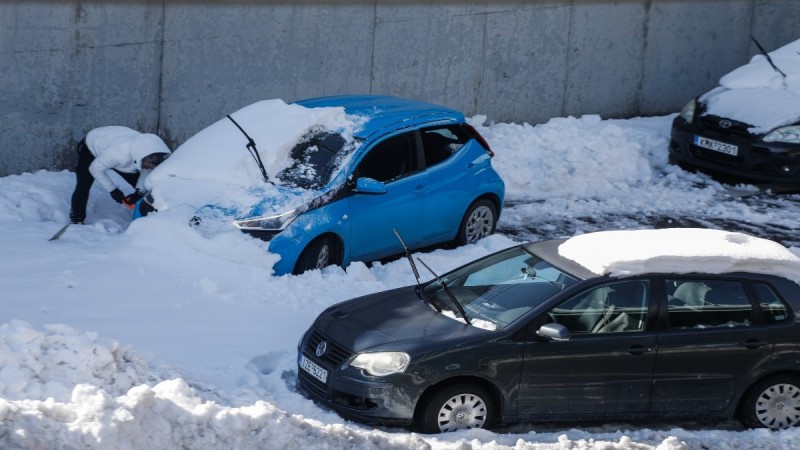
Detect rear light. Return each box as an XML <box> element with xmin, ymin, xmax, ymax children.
<box><xmin>463</xmin><ymin>124</ymin><xmax>494</xmax><ymax>157</ymax></box>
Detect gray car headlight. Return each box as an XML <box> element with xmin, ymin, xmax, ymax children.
<box><xmin>233</xmin><ymin>209</ymin><xmax>298</xmax><ymax>231</ymax></box>
<box><xmin>763</xmin><ymin>126</ymin><xmax>800</xmax><ymax>144</ymax></box>
<box><xmin>349</xmin><ymin>352</ymin><xmax>410</xmax><ymax>376</ymax></box>
<box><xmin>678</xmin><ymin>98</ymin><xmax>696</xmax><ymax>123</ymax></box>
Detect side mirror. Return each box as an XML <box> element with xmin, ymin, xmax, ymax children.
<box><xmin>355</xmin><ymin>177</ymin><xmax>387</xmax><ymax>194</ymax></box>
<box><xmin>536</xmin><ymin>323</ymin><xmax>570</xmax><ymax>341</ymax></box>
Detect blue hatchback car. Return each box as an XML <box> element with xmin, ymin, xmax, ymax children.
<box><xmin>136</xmin><ymin>95</ymin><xmax>505</xmax><ymax>275</ymax></box>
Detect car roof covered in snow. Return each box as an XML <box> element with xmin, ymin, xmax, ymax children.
<box><xmin>294</xmin><ymin>95</ymin><xmax>465</xmax><ymax>140</ymax></box>
<box><xmin>547</xmin><ymin>228</ymin><xmax>800</xmax><ymax>284</ymax></box>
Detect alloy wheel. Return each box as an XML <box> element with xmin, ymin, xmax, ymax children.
<box><xmin>436</xmin><ymin>392</ymin><xmax>488</xmax><ymax>432</ymax></box>
<box><xmin>755</xmin><ymin>383</ymin><xmax>800</xmax><ymax>429</ymax></box>
<box><xmin>465</xmin><ymin>205</ymin><xmax>494</xmax><ymax>243</ymax></box>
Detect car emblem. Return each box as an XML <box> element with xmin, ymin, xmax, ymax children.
<box><xmin>719</xmin><ymin>119</ymin><xmax>732</xmax><ymax>129</ymax></box>
<box><xmin>315</xmin><ymin>341</ymin><xmax>327</xmax><ymax>357</ymax></box>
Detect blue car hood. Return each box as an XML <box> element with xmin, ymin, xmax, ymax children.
<box><xmin>138</xmin><ymin>99</ymin><xmax>362</xmax><ymax>221</ymax></box>
<box><xmin>315</xmin><ymin>286</ymin><xmax>482</xmax><ymax>353</ymax></box>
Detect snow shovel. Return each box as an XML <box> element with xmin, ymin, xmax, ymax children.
<box><xmin>48</xmin><ymin>224</ymin><xmax>70</xmax><ymax>241</ymax></box>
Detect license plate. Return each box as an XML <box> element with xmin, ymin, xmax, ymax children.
<box><xmin>693</xmin><ymin>136</ymin><xmax>738</xmax><ymax>156</ymax></box>
<box><xmin>299</xmin><ymin>355</ymin><xmax>328</xmax><ymax>384</ymax></box>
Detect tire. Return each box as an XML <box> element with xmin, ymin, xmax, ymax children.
<box><xmin>417</xmin><ymin>383</ymin><xmax>495</xmax><ymax>433</ymax></box>
<box><xmin>738</xmin><ymin>375</ymin><xmax>800</xmax><ymax>429</ymax></box>
<box><xmin>456</xmin><ymin>199</ymin><xmax>497</xmax><ymax>245</ymax></box>
<box><xmin>293</xmin><ymin>236</ymin><xmax>339</xmax><ymax>275</ymax></box>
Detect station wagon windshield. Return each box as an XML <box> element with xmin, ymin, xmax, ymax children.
<box><xmin>277</xmin><ymin>131</ymin><xmax>359</xmax><ymax>190</ymax></box>
<box><xmin>422</xmin><ymin>246</ymin><xmax>578</xmax><ymax>329</ymax></box>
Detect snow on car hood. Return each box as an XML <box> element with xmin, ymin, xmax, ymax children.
<box><xmin>702</xmin><ymin>38</ymin><xmax>800</xmax><ymax>133</ymax></box>
<box><xmin>558</xmin><ymin>228</ymin><xmax>800</xmax><ymax>285</ymax></box>
<box><xmin>143</xmin><ymin>99</ymin><xmax>362</xmax><ymax>221</ymax></box>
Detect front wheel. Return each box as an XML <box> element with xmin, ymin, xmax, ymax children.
<box><xmin>456</xmin><ymin>199</ymin><xmax>497</xmax><ymax>245</ymax></box>
<box><xmin>738</xmin><ymin>375</ymin><xmax>800</xmax><ymax>429</ymax></box>
<box><xmin>417</xmin><ymin>383</ymin><xmax>495</xmax><ymax>433</ymax></box>
<box><xmin>293</xmin><ymin>236</ymin><xmax>339</xmax><ymax>275</ymax></box>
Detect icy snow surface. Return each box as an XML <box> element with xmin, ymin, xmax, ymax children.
<box><xmin>2</xmin><ymin>106</ymin><xmax>800</xmax><ymax>449</ymax></box>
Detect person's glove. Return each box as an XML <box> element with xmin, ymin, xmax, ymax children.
<box><xmin>110</xmin><ymin>188</ymin><xmax>125</xmax><ymax>204</ymax></box>
<box><xmin>124</xmin><ymin>189</ymin><xmax>144</xmax><ymax>205</ymax></box>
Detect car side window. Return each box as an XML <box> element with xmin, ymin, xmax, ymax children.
<box><xmin>750</xmin><ymin>282</ymin><xmax>791</xmax><ymax>323</ymax></box>
<box><xmin>666</xmin><ymin>279</ymin><xmax>754</xmax><ymax>329</ymax></box>
<box><xmin>548</xmin><ymin>280</ymin><xmax>649</xmax><ymax>335</ymax></box>
<box><xmin>420</xmin><ymin>126</ymin><xmax>466</xmax><ymax>168</ymax></box>
<box><xmin>355</xmin><ymin>133</ymin><xmax>418</xmax><ymax>183</ymax></box>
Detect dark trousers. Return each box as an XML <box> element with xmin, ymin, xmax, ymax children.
<box><xmin>70</xmin><ymin>139</ymin><xmax>139</xmax><ymax>223</ymax></box>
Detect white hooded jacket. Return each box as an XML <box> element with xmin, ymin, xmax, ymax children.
<box><xmin>85</xmin><ymin>126</ymin><xmax>171</xmax><ymax>192</ymax></box>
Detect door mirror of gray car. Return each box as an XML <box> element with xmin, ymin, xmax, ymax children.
<box><xmin>355</xmin><ymin>177</ymin><xmax>387</xmax><ymax>194</ymax></box>
<box><xmin>536</xmin><ymin>323</ymin><xmax>570</xmax><ymax>341</ymax></box>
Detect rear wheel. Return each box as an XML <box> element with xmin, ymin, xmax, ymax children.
<box><xmin>417</xmin><ymin>383</ymin><xmax>495</xmax><ymax>433</ymax></box>
<box><xmin>456</xmin><ymin>199</ymin><xmax>497</xmax><ymax>245</ymax></box>
<box><xmin>738</xmin><ymin>375</ymin><xmax>800</xmax><ymax>429</ymax></box>
<box><xmin>293</xmin><ymin>236</ymin><xmax>339</xmax><ymax>275</ymax></box>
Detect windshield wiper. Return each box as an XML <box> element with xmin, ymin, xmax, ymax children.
<box><xmin>751</xmin><ymin>35</ymin><xmax>787</xmax><ymax>79</ymax></box>
<box><xmin>392</xmin><ymin>229</ymin><xmax>433</xmax><ymax>306</ymax></box>
<box><xmin>416</xmin><ymin>257</ymin><xmax>471</xmax><ymax>325</ymax></box>
<box><xmin>226</xmin><ymin>114</ymin><xmax>270</xmax><ymax>184</ymax></box>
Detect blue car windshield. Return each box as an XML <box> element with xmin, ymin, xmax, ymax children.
<box><xmin>276</xmin><ymin>131</ymin><xmax>359</xmax><ymax>190</ymax></box>
<box><xmin>422</xmin><ymin>246</ymin><xmax>578</xmax><ymax>330</ymax></box>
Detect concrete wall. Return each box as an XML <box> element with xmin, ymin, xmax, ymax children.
<box><xmin>2</xmin><ymin>0</ymin><xmax>799</xmax><ymax>176</ymax></box>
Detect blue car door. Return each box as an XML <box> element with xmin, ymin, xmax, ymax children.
<box><xmin>347</xmin><ymin>131</ymin><xmax>428</xmax><ymax>261</ymax></box>
<box><xmin>417</xmin><ymin>126</ymin><xmax>481</xmax><ymax>242</ymax></box>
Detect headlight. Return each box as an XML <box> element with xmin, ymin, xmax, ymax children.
<box><xmin>349</xmin><ymin>352</ymin><xmax>410</xmax><ymax>376</ymax></box>
<box><xmin>233</xmin><ymin>209</ymin><xmax>298</xmax><ymax>231</ymax></box>
<box><xmin>763</xmin><ymin>126</ymin><xmax>800</xmax><ymax>144</ymax></box>
<box><xmin>678</xmin><ymin>99</ymin><xmax>696</xmax><ymax>123</ymax></box>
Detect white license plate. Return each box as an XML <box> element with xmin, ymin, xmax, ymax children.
<box><xmin>299</xmin><ymin>355</ymin><xmax>328</xmax><ymax>384</ymax></box>
<box><xmin>693</xmin><ymin>136</ymin><xmax>738</xmax><ymax>156</ymax></box>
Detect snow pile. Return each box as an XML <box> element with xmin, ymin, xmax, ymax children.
<box><xmin>0</xmin><ymin>321</ymin><xmax>159</xmax><ymax>402</ymax></box>
<box><xmin>559</xmin><ymin>228</ymin><xmax>800</xmax><ymax>283</ymax></box>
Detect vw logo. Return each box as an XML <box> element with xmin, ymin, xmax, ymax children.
<box><xmin>315</xmin><ymin>341</ymin><xmax>327</xmax><ymax>357</ymax></box>
<box><xmin>719</xmin><ymin>119</ymin><xmax>732</xmax><ymax>129</ymax></box>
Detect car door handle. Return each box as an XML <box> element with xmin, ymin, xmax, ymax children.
<box><xmin>741</xmin><ymin>338</ymin><xmax>768</xmax><ymax>350</ymax></box>
<box><xmin>628</xmin><ymin>344</ymin><xmax>652</xmax><ymax>356</ymax></box>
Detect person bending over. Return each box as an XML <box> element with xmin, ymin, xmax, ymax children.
<box><xmin>69</xmin><ymin>126</ymin><xmax>171</xmax><ymax>224</ymax></box>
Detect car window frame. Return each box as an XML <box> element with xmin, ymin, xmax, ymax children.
<box><xmin>655</xmin><ymin>275</ymin><xmax>796</xmax><ymax>332</ymax></box>
<box><xmin>350</xmin><ymin>128</ymin><xmax>424</xmax><ymax>184</ymax></box>
<box><xmin>529</xmin><ymin>276</ymin><xmax>658</xmax><ymax>339</ymax></box>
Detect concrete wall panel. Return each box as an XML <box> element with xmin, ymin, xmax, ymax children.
<box><xmin>477</xmin><ymin>2</ymin><xmax>571</xmax><ymax>123</ymax></box>
<box><xmin>641</xmin><ymin>1</ymin><xmax>753</xmax><ymax>115</ymax></box>
<box><xmin>2</xmin><ymin>1</ymin><xmax>800</xmax><ymax>176</ymax></box>
<box><xmin>563</xmin><ymin>2</ymin><xmax>646</xmax><ymax>119</ymax></box>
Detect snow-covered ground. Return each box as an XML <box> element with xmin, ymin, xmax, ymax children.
<box><xmin>2</xmin><ymin>111</ymin><xmax>800</xmax><ymax>449</ymax></box>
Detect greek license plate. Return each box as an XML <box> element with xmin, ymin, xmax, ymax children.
<box><xmin>299</xmin><ymin>355</ymin><xmax>328</xmax><ymax>383</ymax></box>
<box><xmin>694</xmin><ymin>136</ymin><xmax>738</xmax><ymax>156</ymax></box>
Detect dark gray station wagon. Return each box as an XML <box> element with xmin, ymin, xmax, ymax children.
<box><xmin>297</xmin><ymin>229</ymin><xmax>800</xmax><ymax>433</ymax></box>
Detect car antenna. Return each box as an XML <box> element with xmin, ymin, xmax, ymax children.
<box><xmin>416</xmin><ymin>257</ymin><xmax>471</xmax><ymax>325</ymax></box>
<box><xmin>750</xmin><ymin>35</ymin><xmax>787</xmax><ymax>79</ymax></box>
<box><xmin>226</xmin><ymin>114</ymin><xmax>270</xmax><ymax>183</ymax></box>
<box><xmin>393</xmin><ymin>228</ymin><xmax>422</xmax><ymax>288</ymax></box>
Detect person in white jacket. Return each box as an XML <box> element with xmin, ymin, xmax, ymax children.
<box><xmin>69</xmin><ymin>126</ymin><xmax>171</xmax><ymax>224</ymax></box>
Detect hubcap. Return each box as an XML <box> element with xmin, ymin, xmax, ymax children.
<box><xmin>756</xmin><ymin>383</ymin><xmax>800</xmax><ymax>429</ymax></box>
<box><xmin>436</xmin><ymin>393</ymin><xmax>487</xmax><ymax>432</ymax></box>
<box><xmin>464</xmin><ymin>205</ymin><xmax>494</xmax><ymax>244</ymax></box>
<box><xmin>315</xmin><ymin>243</ymin><xmax>330</xmax><ymax>269</ymax></box>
